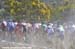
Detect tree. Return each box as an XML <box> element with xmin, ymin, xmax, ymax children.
<box><xmin>50</xmin><ymin>0</ymin><xmax>74</xmax><ymax>21</ymax></box>
<box><xmin>4</xmin><ymin>0</ymin><xmax>52</xmax><ymax>22</ymax></box>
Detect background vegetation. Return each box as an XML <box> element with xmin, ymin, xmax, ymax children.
<box><xmin>0</xmin><ymin>0</ymin><xmax>75</xmax><ymax>22</ymax></box>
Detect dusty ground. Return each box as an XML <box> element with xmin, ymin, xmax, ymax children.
<box><xmin>0</xmin><ymin>29</ymin><xmax>75</xmax><ymax>49</ymax></box>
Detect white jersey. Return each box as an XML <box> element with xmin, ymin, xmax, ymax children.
<box><xmin>14</xmin><ymin>22</ymin><xmax>18</xmax><ymax>26</ymax></box>
<box><xmin>21</xmin><ymin>22</ymin><xmax>27</xmax><ymax>26</ymax></box>
<box><xmin>47</xmin><ymin>25</ymin><xmax>54</xmax><ymax>32</ymax></box>
<box><xmin>35</xmin><ymin>23</ymin><xmax>41</xmax><ymax>29</ymax></box>
<box><xmin>71</xmin><ymin>24</ymin><xmax>75</xmax><ymax>31</ymax></box>
<box><xmin>72</xmin><ymin>24</ymin><xmax>75</xmax><ymax>28</ymax></box>
<box><xmin>47</xmin><ymin>25</ymin><xmax>52</xmax><ymax>28</ymax></box>
<box><xmin>3</xmin><ymin>21</ymin><xmax>7</xmax><ymax>26</ymax></box>
<box><xmin>26</xmin><ymin>23</ymin><xmax>32</xmax><ymax>28</ymax></box>
<box><xmin>58</xmin><ymin>25</ymin><xmax>64</xmax><ymax>32</ymax></box>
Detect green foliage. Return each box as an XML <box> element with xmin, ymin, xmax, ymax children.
<box><xmin>4</xmin><ymin>0</ymin><xmax>52</xmax><ymax>21</ymax></box>
<box><xmin>0</xmin><ymin>9</ymin><xmax>7</xmax><ymax>19</ymax></box>
<box><xmin>51</xmin><ymin>0</ymin><xmax>74</xmax><ymax>21</ymax></box>
<box><xmin>4</xmin><ymin>0</ymin><xmax>75</xmax><ymax>21</ymax></box>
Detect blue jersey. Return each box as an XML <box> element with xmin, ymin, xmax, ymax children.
<box><xmin>7</xmin><ymin>21</ymin><xmax>15</xmax><ymax>32</ymax></box>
